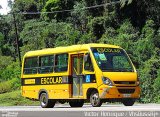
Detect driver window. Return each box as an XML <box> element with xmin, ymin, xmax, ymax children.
<box><xmin>84</xmin><ymin>54</ymin><xmax>94</xmax><ymax>71</ymax></box>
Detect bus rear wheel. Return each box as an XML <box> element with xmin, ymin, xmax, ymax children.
<box><xmin>39</xmin><ymin>93</ymin><xmax>55</xmax><ymax>108</ymax></box>
<box><xmin>69</xmin><ymin>100</ymin><xmax>84</xmax><ymax>107</ymax></box>
<box><xmin>90</xmin><ymin>91</ymin><xmax>102</xmax><ymax>107</ymax></box>
<box><xmin>122</xmin><ymin>98</ymin><xmax>135</xmax><ymax>106</ymax></box>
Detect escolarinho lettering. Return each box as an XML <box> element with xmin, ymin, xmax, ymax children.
<box><xmin>41</xmin><ymin>77</ymin><xmax>62</xmax><ymax>84</ymax></box>
<box><xmin>97</xmin><ymin>48</ymin><xmax>121</xmax><ymax>53</ymax></box>
<box><xmin>105</xmin><ymin>48</ymin><xmax>120</xmax><ymax>53</ymax></box>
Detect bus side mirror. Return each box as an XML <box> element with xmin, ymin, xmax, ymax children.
<box><xmin>84</xmin><ymin>54</ymin><xmax>89</xmax><ymax>62</ymax></box>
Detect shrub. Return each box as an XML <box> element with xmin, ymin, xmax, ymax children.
<box><xmin>0</xmin><ymin>77</ymin><xmax>20</xmax><ymax>94</ymax></box>
<box><xmin>0</xmin><ymin>62</ymin><xmax>20</xmax><ymax>81</ymax></box>
<box><xmin>153</xmin><ymin>69</ymin><xmax>160</xmax><ymax>102</ymax></box>
<box><xmin>139</xmin><ymin>56</ymin><xmax>160</xmax><ymax>103</ymax></box>
<box><xmin>0</xmin><ymin>80</ymin><xmax>12</xmax><ymax>94</ymax></box>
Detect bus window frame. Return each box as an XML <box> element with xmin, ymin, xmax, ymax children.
<box><xmin>54</xmin><ymin>53</ymin><xmax>69</xmax><ymax>73</ymax></box>
<box><xmin>23</xmin><ymin>56</ymin><xmax>39</xmax><ymax>75</ymax></box>
<box><xmin>38</xmin><ymin>55</ymin><xmax>55</xmax><ymax>74</ymax></box>
<box><xmin>84</xmin><ymin>53</ymin><xmax>94</xmax><ymax>72</ymax></box>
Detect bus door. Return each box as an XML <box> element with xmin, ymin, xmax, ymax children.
<box><xmin>71</xmin><ymin>54</ymin><xmax>84</xmax><ymax>97</ymax></box>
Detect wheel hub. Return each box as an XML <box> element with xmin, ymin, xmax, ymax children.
<box><xmin>91</xmin><ymin>93</ymin><xmax>99</xmax><ymax>105</ymax></box>
<box><xmin>41</xmin><ymin>94</ymin><xmax>47</xmax><ymax>106</ymax></box>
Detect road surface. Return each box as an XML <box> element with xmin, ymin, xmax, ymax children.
<box><xmin>0</xmin><ymin>104</ymin><xmax>160</xmax><ymax>117</ymax></box>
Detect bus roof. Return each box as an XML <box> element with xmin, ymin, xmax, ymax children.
<box><xmin>24</xmin><ymin>43</ymin><xmax>120</xmax><ymax>57</ymax></box>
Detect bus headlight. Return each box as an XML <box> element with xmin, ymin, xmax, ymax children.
<box><xmin>102</xmin><ymin>77</ymin><xmax>113</xmax><ymax>86</ymax></box>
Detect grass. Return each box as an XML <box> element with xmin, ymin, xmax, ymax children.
<box><xmin>0</xmin><ymin>90</ymin><xmax>39</xmax><ymax>106</ymax></box>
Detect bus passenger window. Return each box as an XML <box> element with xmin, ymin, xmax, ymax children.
<box><xmin>39</xmin><ymin>55</ymin><xmax>54</xmax><ymax>73</ymax></box>
<box><xmin>24</xmin><ymin>57</ymin><xmax>38</xmax><ymax>74</ymax></box>
<box><xmin>84</xmin><ymin>54</ymin><xmax>94</xmax><ymax>71</ymax></box>
<box><xmin>55</xmin><ymin>54</ymin><xmax>68</xmax><ymax>72</ymax></box>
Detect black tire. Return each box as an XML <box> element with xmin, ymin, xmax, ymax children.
<box><xmin>39</xmin><ymin>93</ymin><xmax>55</xmax><ymax>108</ymax></box>
<box><xmin>122</xmin><ymin>99</ymin><xmax>135</xmax><ymax>106</ymax></box>
<box><xmin>90</xmin><ymin>91</ymin><xmax>102</xmax><ymax>107</ymax></box>
<box><xmin>69</xmin><ymin>100</ymin><xmax>84</xmax><ymax>107</ymax></box>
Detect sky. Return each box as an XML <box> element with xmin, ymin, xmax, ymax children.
<box><xmin>0</xmin><ymin>0</ymin><xmax>14</xmax><ymax>15</ymax></box>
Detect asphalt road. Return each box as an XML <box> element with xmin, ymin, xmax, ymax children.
<box><xmin>0</xmin><ymin>104</ymin><xmax>160</xmax><ymax>117</ymax></box>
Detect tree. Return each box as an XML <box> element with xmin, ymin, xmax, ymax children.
<box><xmin>12</xmin><ymin>0</ymin><xmax>40</xmax><ymax>19</ymax></box>
<box><xmin>134</xmin><ymin>20</ymin><xmax>156</xmax><ymax>65</ymax></box>
<box><xmin>20</xmin><ymin>19</ymin><xmax>81</xmax><ymax>56</ymax></box>
<box><xmin>42</xmin><ymin>0</ymin><xmax>74</xmax><ymax>21</ymax></box>
<box><xmin>140</xmin><ymin>56</ymin><xmax>160</xmax><ymax>103</ymax></box>
<box><xmin>0</xmin><ymin>32</ymin><xmax>4</xmax><ymax>49</ymax></box>
<box><xmin>71</xmin><ymin>1</ymin><xmax>90</xmax><ymax>34</ymax></box>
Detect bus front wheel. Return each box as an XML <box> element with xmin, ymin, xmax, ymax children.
<box><xmin>90</xmin><ymin>91</ymin><xmax>102</xmax><ymax>107</ymax></box>
<box><xmin>122</xmin><ymin>98</ymin><xmax>135</xmax><ymax>106</ymax></box>
<box><xmin>39</xmin><ymin>93</ymin><xmax>55</xmax><ymax>108</ymax></box>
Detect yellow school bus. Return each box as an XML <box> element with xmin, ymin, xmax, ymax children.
<box><xmin>21</xmin><ymin>43</ymin><xmax>140</xmax><ymax>108</ymax></box>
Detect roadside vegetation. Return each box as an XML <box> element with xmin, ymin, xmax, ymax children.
<box><xmin>0</xmin><ymin>0</ymin><xmax>160</xmax><ymax>105</ymax></box>
<box><xmin>0</xmin><ymin>90</ymin><xmax>39</xmax><ymax>106</ymax></box>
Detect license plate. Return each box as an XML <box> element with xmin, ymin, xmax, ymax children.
<box><xmin>123</xmin><ymin>94</ymin><xmax>131</xmax><ymax>97</ymax></box>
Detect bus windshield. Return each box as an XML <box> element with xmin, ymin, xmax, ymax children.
<box><xmin>91</xmin><ymin>48</ymin><xmax>134</xmax><ymax>72</ymax></box>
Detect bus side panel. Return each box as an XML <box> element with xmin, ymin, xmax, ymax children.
<box><xmin>22</xmin><ymin>86</ymin><xmax>38</xmax><ymax>99</ymax></box>
<box><xmin>22</xmin><ymin>84</ymin><xmax>70</xmax><ymax>99</ymax></box>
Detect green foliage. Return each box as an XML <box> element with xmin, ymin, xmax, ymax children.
<box><xmin>0</xmin><ymin>78</ymin><xmax>20</xmax><ymax>94</ymax></box>
<box><xmin>139</xmin><ymin>56</ymin><xmax>160</xmax><ymax>103</ymax></box>
<box><xmin>13</xmin><ymin>0</ymin><xmax>38</xmax><ymax>13</ymax></box>
<box><xmin>72</xmin><ymin>1</ymin><xmax>87</xmax><ymax>20</ymax></box>
<box><xmin>44</xmin><ymin>0</ymin><xmax>60</xmax><ymax>11</ymax></box>
<box><xmin>0</xmin><ymin>32</ymin><xmax>4</xmax><ymax>47</ymax></box>
<box><xmin>0</xmin><ymin>56</ymin><xmax>13</xmax><ymax>72</ymax></box>
<box><xmin>154</xmin><ymin>69</ymin><xmax>160</xmax><ymax>91</ymax></box>
<box><xmin>20</xmin><ymin>19</ymin><xmax>48</xmax><ymax>54</ymax></box>
<box><xmin>78</xmin><ymin>32</ymin><xmax>96</xmax><ymax>44</ymax></box>
<box><xmin>42</xmin><ymin>0</ymin><xmax>74</xmax><ymax>20</ymax></box>
<box><xmin>0</xmin><ymin>61</ymin><xmax>20</xmax><ymax>81</ymax></box>
<box><xmin>0</xmin><ymin>61</ymin><xmax>20</xmax><ymax>94</ymax></box>
<box><xmin>153</xmin><ymin>69</ymin><xmax>160</xmax><ymax>102</ymax></box>
<box><xmin>12</xmin><ymin>0</ymin><xmax>39</xmax><ymax>19</ymax></box>
<box><xmin>100</xmin><ymin>20</ymin><xmax>139</xmax><ymax>54</ymax></box>
<box><xmin>71</xmin><ymin>0</ymin><xmax>89</xmax><ymax>29</ymax></box>
<box><xmin>153</xmin><ymin>28</ymin><xmax>160</xmax><ymax>48</ymax></box>
<box><xmin>0</xmin><ymin>80</ymin><xmax>13</xmax><ymax>94</ymax></box>
<box><xmin>0</xmin><ymin>90</ymin><xmax>39</xmax><ymax>106</ymax></box>
<box><xmin>54</xmin><ymin>23</ymin><xmax>81</xmax><ymax>46</ymax></box>
<box><xmin>42</xmin><ymin>0</ymin><xmax>61</xmax><ymax>19</ymax></box>
<box><xmin>134</xmin><ymin>20</ymin><xmax>156</xmax><ymax>65</ymax></box>
<box><xmin>99</xmin><ymin>27</ymin><xmax>117</xmax><ymax>43</ymax></box>
<box><xmin>120</xmin><ymin>0</ymin><xmax>133</xmax><ymax>8</ymax></box>
<box><xmin>20</xmin><ymin>19</ymin><xmax>82</xmax><ymax>54</ymax></box>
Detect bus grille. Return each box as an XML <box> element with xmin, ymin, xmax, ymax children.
<box><xmin>118</xmin><ymin>89</ymin><xmax>135</xmax><ymax>94</ymax></box>
<box><xmin>114</xmin><ymin>81</ymin><xmax>135</xmax><ymax>85</ymax></box>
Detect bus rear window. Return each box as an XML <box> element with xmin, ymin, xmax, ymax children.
<box><xmin>24</xmin><ymin>57</ymin><xmax>38</xmax><ymax>74</ymax></box>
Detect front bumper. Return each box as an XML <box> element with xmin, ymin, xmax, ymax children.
<box><xmin>98</xmin><ymin>85</ymin><xmax>140</xmax><ymax>99</ymax></box>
